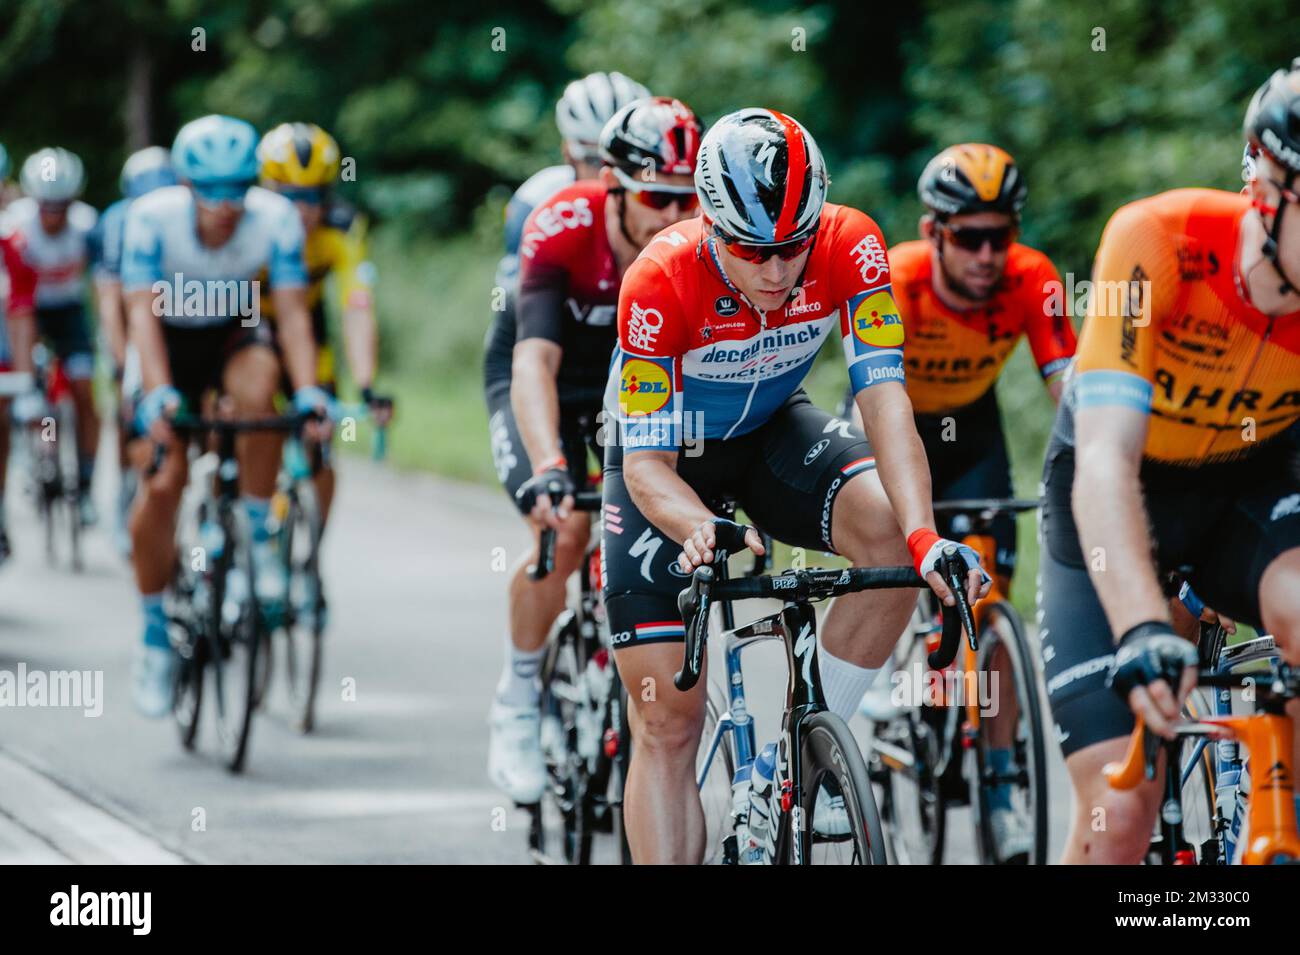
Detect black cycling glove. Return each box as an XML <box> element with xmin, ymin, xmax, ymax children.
<box><xmin>515</xmin><ymin>465</ymin><xmax>575</xmax><ymax>515</ymax></box>
<box><xmin>1106</xmin><ymin>621</ymin><xmax>1198</xmax><ymax>699</ymax></box>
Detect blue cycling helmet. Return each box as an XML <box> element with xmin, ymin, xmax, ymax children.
<box><xmin>120</xmin><ymin>146</ymin><xmax>177</xmax><ymax>198</ymax></box>
<box><xmin>171</xmin><ymin>115</ymin><xmax>259</xmax><ymax>185</ymax></box>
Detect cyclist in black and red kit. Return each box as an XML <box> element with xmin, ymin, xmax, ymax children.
<box><xmin>484</xmin><ymin>96</ymin><xmax>703</xmax><ymax>804</ymax></box>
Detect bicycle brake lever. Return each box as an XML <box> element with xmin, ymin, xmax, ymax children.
<box><xmin>674</xmin><ymin>565</ymin><xmax>713</xmax><ymax>691</ymax></box>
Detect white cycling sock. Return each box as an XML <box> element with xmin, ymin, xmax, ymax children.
<box><xmin>817</xmin><ymin>641</ymin><xmax>880</xmax><ymax>724</ymax></box>
<box><xmin>495</xmin><ymin>632</ymin><xmax>545</xmax><ymax>709</ymax></box>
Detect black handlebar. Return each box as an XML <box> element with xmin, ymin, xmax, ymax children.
<box><xmin>146</xmin><ymin>410</ymin><xmax>318</xmax><ymax>478</ymax></box>
<box><xmin>528</xmin><ymin>489</ymin><xmax>603</xmax><ymax>581</ymax></box>
<box><xmin>673</xmin><ymin>551</ymin><xmax>978</xmax><ymax>692</ymax></box>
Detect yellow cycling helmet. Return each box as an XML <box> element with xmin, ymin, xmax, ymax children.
<box><xmin>257</xmin><ymin>122</ymin><xmax>341</xmax><ymax>188</ymax></box>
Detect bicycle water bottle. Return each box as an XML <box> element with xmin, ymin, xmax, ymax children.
<box><xmin>740</xmin><ymin>743</ymin><xmax>777</xmax><ymax>865</ymax></box>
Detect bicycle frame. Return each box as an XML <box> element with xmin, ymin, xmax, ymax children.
<box><xmin>693</xmin><ymin>570</ymin><xmax>831</xmax><ymax>864</ymax></box>
<box><xmin>1179</xmin><ymin>634</ymin><xmax>1280</xmax><ymax>863</ymax></box>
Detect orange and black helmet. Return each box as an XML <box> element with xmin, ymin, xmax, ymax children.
<box><xmin>918</xmin><ymin>143</ymin><xmax>1026</xmax><ymax>218</ymax></box>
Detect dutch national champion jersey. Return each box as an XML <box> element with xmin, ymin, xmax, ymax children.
<box><xmin>1071</xmin><ymin>188</ymin><xmax>1300</xmax><ymax>466</ymax></box>
<box><xmin>889</xmin><ymin>239</ymin><xmax>1076</xmax><ymax>414</ymax></box>
<box><xmin>607</xmin><ymin>204</ymin><xmax>904</xmax><ymax>452</ymax></box>
<box><xmin>121</xmin><ymin>184</ymin><xmax>306</xmax><ymax>328</ymax></box>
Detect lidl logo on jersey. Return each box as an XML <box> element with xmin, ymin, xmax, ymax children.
<box><xmin>619</xmin><ymin>357</ymin><xmax>673</xmax><ymax>416</ymax></box>
<box><xmin>851</xmin><ymin>290</ymin><xmax>904</xmax><ymax>350</ymax></box>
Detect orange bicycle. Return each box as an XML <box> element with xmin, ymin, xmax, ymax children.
<box><xmin>867</xmin><ymin>498</ymin><xmax>1049</xmax><ymax>864</ymax></box>
<box><xmin>1105</xmin><ymin>655</ymin><xmax>1300</xmax><ymax>865</ymax></box>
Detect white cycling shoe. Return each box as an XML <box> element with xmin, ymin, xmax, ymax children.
<box><xmin>487</xmin><ymin>699</ymin><xmax>546</xmax><ymax>805</ymax></box>
<box><xmin>989</xmin><ymin>806</ymin><xmax>1033</xmax><ymax>862</ymax></box>
<box><xmin>132</xmin><ymin>644</ymin><xmax>179</xmax><ymax>718</ymax></box>
<box><xmin>812</xmin><ymin>786</ymin><xmax>851</xmax><ymax>838</ymax></box>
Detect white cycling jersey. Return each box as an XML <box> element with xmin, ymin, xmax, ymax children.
<box><xmin>0</xmin><ymin>197</ymin><xmax>98</xmax><ymax>309</ymax></box>
<box><xmin>121</xmin><ymin>185</ymin><xmax>306</xmax><ymax>328</ymax></box>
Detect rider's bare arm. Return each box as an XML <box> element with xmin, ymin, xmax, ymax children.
<box><xmin>1072</xmin><ymin>404</ymin><xmax>1169</xmax><ymax>634</ymax></box>
<box><xmin>854</xmin><ymin>380</ymin><xmax>935</xmax><ymax>540</ymax></box>
<box><xmin>510</xmin><ymin>337</ymin><xmax>565</xmax><ymax>470</ymax></box>
<box><xmin>341</xmin><ymin>304</ymin><xmax>378</xmax><ymax>391</ymax></box>
<box><xmin>126</xmin><ymin>289</ymin><xmax>172</xmax><ymax>392</ymax></box>
<box><xmin>96</xmin><ymin>277</ymin><xmax>127</xmax><ymax>372</ymax></box>
<box><xmin>271</xmin><ymin>287</ymin><xmax>317</xmax><ymax>392</ymax></box>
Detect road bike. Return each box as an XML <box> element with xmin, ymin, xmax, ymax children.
<box><xmin>21</xmin><ymin>344</ymin><xmax>81</xmax><ymax>571</ymax></box>
<box><xmin>1105</xmin><ymin>644</ymin><xmax>1300</xmax><ymax>864</ymax></box>
<box><xmin>527</xmin><ymin>488</ymin><xmax>632</xmax><ymax>865</ymax></box>
<box><xmin>684</xmin><ymin>522</ymin><xmax>976</xmax><ymax>865</ymax></box>
<box><xmin>865</xmin><ymin>498</ymin><xmax>1048</xmax><ymax>864</ymax></box>
<box><xmin>257</xmin><ymin>395</ymin><xmax>394</xmax><ymax>733</ymax></box>
<box><xmin>158</xmin><ymin>408</ymin><xmax>313</xmax><ymax>773</ymax></box>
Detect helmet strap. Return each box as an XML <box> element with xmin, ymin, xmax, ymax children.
<box><xmin>614</xmin><ymin>190</ymin><xmax>638</xmax><ymax>250</ymax></box>
<box><xmin>1259</xmin><ymin>169</ymin><xmax>1300</xmax><ymax>296</ymax></box>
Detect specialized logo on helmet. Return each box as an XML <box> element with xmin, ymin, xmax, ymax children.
<box><xmin>1262</xmin><ymin>128</ymin><xmax>1300</xmax><ymax>172</ymax></box>
<box><xmin>619</xmin><ymin>358</ymin><xmax>672</xmax><ymax>416</ymax></box>
<box><xmin>853</xmin><ymin>291</ymin><xmax>904</xmax><ymax>348</ymax></box>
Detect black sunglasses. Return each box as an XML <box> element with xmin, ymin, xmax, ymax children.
<box><xmin>942</xmin><ymin>224</ymin><xmax>1017</xmax><ymax>252</ymax></box>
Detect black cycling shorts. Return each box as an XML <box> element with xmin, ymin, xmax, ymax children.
<box><xmin>484</xmin><ymin>377</ymin><xmax>602</xmax><ymax>510</ymax></box>
<box><xmin>602</xmin><ymin>390</ymin><xmax>876</xmax><ymax>649</ymax></box>
<box><xmin>843</xmin><ymin>384</ymin><xmax>1016</xmax><ymax>576</ymax></box>
<box><xmin>164</xmin><ymin>321</ymin><xmax>276</xmax><ymax>413</ymax></box>
<box><xmin>36</xmin><ymin>303</ymin><xmax>95</xmax><ymax>378</ymax></box>
<box><xmin>1038</xmin><ymin>420</ymin><xmax>1300</xmax><ymax>758</ymax></box>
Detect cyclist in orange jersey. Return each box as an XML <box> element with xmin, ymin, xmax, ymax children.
<box><xmin>845</xmin><ymin>145</ymin><xmax>1075</xmax><ymax>591</ymax></box>
<box><xmin>1039</xmin><ymin>60</ymin><xmax>1300</xmax><ymax>863</ymax></box>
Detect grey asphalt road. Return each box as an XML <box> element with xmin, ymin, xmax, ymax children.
<box><xmin>0</xmin><ymin>445</ymin><xmax>1071</xmax><ymax>864</ymax></box>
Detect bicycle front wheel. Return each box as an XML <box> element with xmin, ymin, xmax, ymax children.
<box><xmin>781</xmin><ymin>711</ymin><xmax>887</xmax><ymax>865</ymax></box>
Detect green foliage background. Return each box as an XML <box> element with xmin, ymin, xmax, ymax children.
<box><xmin>1</xmin><ymin>0</ymin><xmax>1295</xmax><ymax>605</ymax></box>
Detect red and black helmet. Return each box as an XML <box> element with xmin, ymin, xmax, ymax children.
<box><xmin>598</xmin><ymin>96</ymin><xmax>702</xmax><ymax>177</ymax></box>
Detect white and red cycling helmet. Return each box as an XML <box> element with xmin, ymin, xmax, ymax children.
<box><xmin>694</xmin><ymin>108</ymin><xmax>828</xmax><ymax>245</ymax></box>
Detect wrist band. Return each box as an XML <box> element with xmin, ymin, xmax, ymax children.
<box><xmin>906</xmin><ymin>528</ymin><xmax>941</xmax><ymax>575</ymax></box>
<box><xmin>534</xmin><ymin>455</ymin><xmax>567</xmax><ymax>477</ymax></box>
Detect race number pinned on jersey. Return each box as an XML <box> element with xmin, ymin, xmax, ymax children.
<box><xmin>843</xmin><ymin>287</ymin><xmax>906</xmax><ymax>395</ymax></box>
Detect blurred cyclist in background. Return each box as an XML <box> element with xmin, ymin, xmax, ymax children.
<box><xmin>0</xmin><ymin>141</ymin><xmax>37</xmax><ymax>565</ymax></box>
<box><xmin>94</xmin><ymin>146</ymin><xmax>178</xmax><ymax>556</ymax></box>
<box><xmin>122</xmin><ymin>115</ymin><xmax>327</xmax><ymax>715</ymax></box>
<box><xmin>5</xmin><ymin>147</ymin><xmax>101</xmax><ymax>527</ymax></box>
<box><xmin>484</xmin><ymin>91</ymin><xmax>702</xmax><ymax>805</ymax></box>
<box><xmin>257</xmin><ymin>121</ymin><xmax>388</xmax><ymax>534</ymax></box>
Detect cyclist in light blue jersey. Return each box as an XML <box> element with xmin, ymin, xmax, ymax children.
<box><xmin>122</xmin><ymin>115</ymin><xmax>331</xmax><ymax>717</ymax></box>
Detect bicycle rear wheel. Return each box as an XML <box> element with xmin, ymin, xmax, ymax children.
<box><xmin>968</xmin><ymin>600</ymin><xmax>1049</xmax><ymax>865</ymax></box>
<box><xmin>781</xmin><ymin>711</ymin><xmax>887</xmax><ymax>864</ymax></box>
